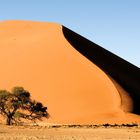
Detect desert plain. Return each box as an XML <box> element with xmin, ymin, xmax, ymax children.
<box><xmin>0</xmin><ymin>124</ymin><xmax>140</xmax><ymax>140</ymax></box>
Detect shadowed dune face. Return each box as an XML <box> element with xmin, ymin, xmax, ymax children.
<box><xmin>0</xmin><ymin>20</ymin><xmax>140</xmax><ymax>124</ymax></box>
<box><xmin>62</xmin><ymin>26</ymin><xmax>140</xmax><ymax>115</ymax></box>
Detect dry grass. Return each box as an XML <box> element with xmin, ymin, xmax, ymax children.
<box><xmin>0</xmin><ymin>124</ymin><xmax>140</xmax><ymax>140</ymax></box>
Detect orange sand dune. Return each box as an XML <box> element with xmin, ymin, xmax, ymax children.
<box><xmin>0</xmin><ymin>20</ymin><xmax>140</xmax><ymax>124</ymax></box>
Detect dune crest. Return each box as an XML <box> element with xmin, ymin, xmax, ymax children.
<box><xmin>0</xmin><ymin>20</ymin><xmax>140</xmax><ymax>124</ymax></box>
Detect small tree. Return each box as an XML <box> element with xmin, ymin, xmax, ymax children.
<box><xmin>0</xmin><ymin>87</ymin><xmax>49</xmax><ymax>125</ymax></box>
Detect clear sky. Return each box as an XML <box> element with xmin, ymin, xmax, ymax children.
<box><xmin>0</xmin><ymin>0</ymin><xmax>140</xmax><ymax>67</ymax></box>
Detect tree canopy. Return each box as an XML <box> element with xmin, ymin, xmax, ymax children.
<box><xmin>0</xmin><ymin>87</ymin><xmax>49</xmax><ymax>125</ymax></box>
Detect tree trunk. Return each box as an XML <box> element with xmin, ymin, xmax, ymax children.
<box><xmin>6</xmin><ymin>116</ymin><xmax>12</xmax><ymax>125</ymax></box>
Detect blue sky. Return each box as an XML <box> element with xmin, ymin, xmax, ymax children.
<box><xmin>0</xmin><ymin>0</ymin><xmax>140</xmax><ymax>67</ymax></box>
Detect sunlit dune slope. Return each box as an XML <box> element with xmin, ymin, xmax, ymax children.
<box><xmin>0</xmin><ymin>20</ymin><xmax>140</xmax><ymax>124</ymax></box>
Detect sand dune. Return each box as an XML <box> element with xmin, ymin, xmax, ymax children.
<box><xmin>63</xmin><ymin>26</ymin><xmax>140</xmax><ymax>115</ymax></box>
<box><xmin>0</xmin><ymin>20</ymin><xmax>140</xmax><ymax>124</ymax></box>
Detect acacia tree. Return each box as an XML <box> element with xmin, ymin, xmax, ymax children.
<box><xmin>0</xmin><ymin>87</ymin><xmax>49</xmax><ymax>125</ymax></box>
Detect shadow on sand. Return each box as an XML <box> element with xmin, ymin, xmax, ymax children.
<box><xmin>62</xmin><ymin>26</ymin><xmax>140</xmax><ymax>114</ymax></box>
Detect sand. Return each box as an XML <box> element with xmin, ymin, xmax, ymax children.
<box><xmin>0</xmin><ymin>125</ymin><xmax>140</xmax><ymax>140</ymax></box>
<box><xmin>0</xmin><ymin>20</ymin><xmax>140</xmax><ymax>124</ymax></box>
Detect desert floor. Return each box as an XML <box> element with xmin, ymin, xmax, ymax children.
<box><xmin>0</xmin><ymin>125</ymin><xmax>140</xmax><ymax>140</ymax></box>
